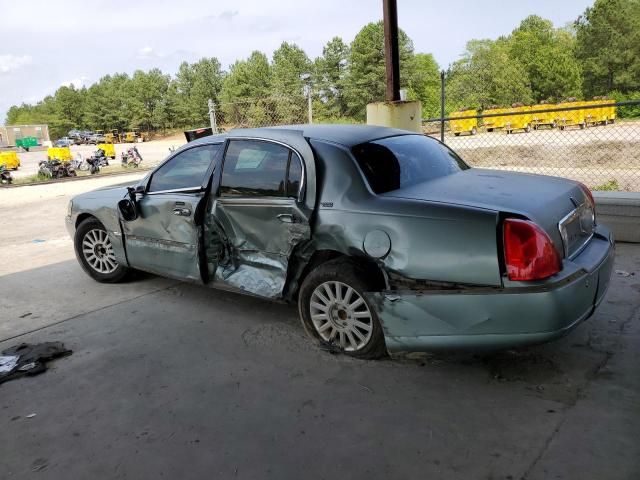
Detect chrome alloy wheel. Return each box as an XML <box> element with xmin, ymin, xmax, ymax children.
<box><xmin>82</xmin><ymin>228</ymin><xmax>118</xmax><ymax>274</ymax></box>
<box><xmin>309</xmin><ymin>281</ymin><xmax>374</xmax><ymax>351</ymax></box>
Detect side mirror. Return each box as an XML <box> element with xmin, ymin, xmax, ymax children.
<box><xmin>118</xmin><ymin>199</ymin><xmax>138</xmax><ymax>221</ymax></box>
<box><xmin>134</xmin><ymin>184</ymin><xmax>145</xmax><ymax>194</ymax></box>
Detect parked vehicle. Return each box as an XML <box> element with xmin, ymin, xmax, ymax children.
<box><xmin>85</xmin><ymin>148</ymin><xmax>109</xmax><ymax>174</ymax></box>
<box><xmin>0</xmin><ymin>164</ymin><xmax>13</xmax><ymax>184</ymax></box>
<box><xmin>0</xmin><ymin>151</ymin><xmax>20</xmax><ymax>170</ymax></box>
<box><xmin>66</xmin><ymin>125</ymin><xmax>614</xmax><ymax>358</ymax></box>
<box><xmin>15</xmin><ymin>137</ymin><xmax>38</xmax><ymax>151</ymax></box>
<box><xmin>482</xmin><ymin>106</ymin><xmax>508</xmax><ymax>132</ymax></box>
<box><xmin>557</xmin><ymin>99</ymin><xmax>588</xmax><ymax>130</ymax></box>
<box><xmin>504</xmin><ymin>104</ymin><xmax>532</xmax><ymax>134</ymax></box>
<box><xmin>38</xmin><ymin>159</ymin><xmax>76</xmax><ymax>178</ymax></box>
<box><xmin>531</xmin><ymin>101</ymin><xmax>558</xmax><ymax>130</ymax></box>
<box><xmin>47</xmin><ymin>146</ymin><xmax>73</xmax><ymax>161</ymax></box>
<box><xmin>87</xmin><ymin>133</ymin><xmax>106</xmax><ymax>144</ymax></box>
<box><xmin>69</xmin><ymin>153</ymin><xmax>90</xmax><ymax>171</ymax></box>
<box><xmin>121</xmin><ymin>146</ymin><xmax>143</xmax><ymax>168</ymax></box>
<box><xmin>450</xmin><ymin>109</ymin><xmax>478</xmax><ymax>136</ymax></box>
<box><xmin>97</xmin><ymin>143</ymin><xmax>116</xmax><ymax>159</ymax></box>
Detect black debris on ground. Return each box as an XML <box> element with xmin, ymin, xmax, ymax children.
<box><xmin>0</xmin><ymin>342</ymin><xmax>72</xmax><ymax>385</ymax></box>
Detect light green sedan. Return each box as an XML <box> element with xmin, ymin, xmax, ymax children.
<box><xmin>66</xmin><ymin>125</ymin><xmax>615</xmax><ymax>358</ymax></box>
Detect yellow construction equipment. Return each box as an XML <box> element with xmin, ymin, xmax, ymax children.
<box><xmin>482</xmin><ymin>106</ymin><xmax>508</xmax><ymax>132</ymax></box>
<box><xmin>47</xmin><ymin>147</ymin><xmax>73</xmax><ymax>162</ymax></box>
<box><xmin>0</xmin><ymin>151</ymin><xmax>20</xmax><ymax>169</ymax></box>
<box><xmin>97</xmin><ymin>143</ymin><xmax>116</xmax><ymax>159</ymax></box>
<box><xmin>557</xmin><ymin>99</ymin><xmax>587</xmax><ymax>130</ymax></box>
<box><xmin>531</xmin><ymin>101</ymin><xmax>557</xmax><ymax>130</ymax></box>
<box><xmin>450</xmin><ymin>109</ymin><xmax>478</xmax><ymax>136</ymax></box>
<box><xmin>504</xmin><ymin>104</ymin><xmax>532</xmax><ymax>134</ymax></box>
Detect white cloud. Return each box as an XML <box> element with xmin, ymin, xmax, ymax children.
<box><xmin>137</xmin><ymin>46</ymin><xmax>155</xmax><ymax>59</ymax></box>
<box><xmin>61</xmin><ymin>76</ymin><xmax>89</xmax><ymax>89</ymax></box>
<box><xmin>0</xmin><ymin>55</ymin><xmax>33</xmax><ymax>74</ymax></box>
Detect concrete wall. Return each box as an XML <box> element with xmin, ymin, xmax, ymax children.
<box><xmin>0</xmin><ymin>125</ymin><xmax>50</xmax><ymax>147</ymax></box>
<box><xmin>594</xmin><ymin>192</ymin><xmax>640</xmax><ymax>243</ymax></box>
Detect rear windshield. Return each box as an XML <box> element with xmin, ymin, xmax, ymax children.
<box><xmin>351</xmin><ymin>135</ymin><xmax>469</xmax><ymax>194</ymax></box>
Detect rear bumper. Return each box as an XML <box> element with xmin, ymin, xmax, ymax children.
<box><xmin>367</xmin><ymin>225</ymin><xmax>615</xmax><ymax>355</ymax></box>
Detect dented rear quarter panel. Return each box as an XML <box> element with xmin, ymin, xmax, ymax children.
<box><xmin>309</xmin><ymin>139</ymin><xmax>502</xmax><ymax>286</ymax></box>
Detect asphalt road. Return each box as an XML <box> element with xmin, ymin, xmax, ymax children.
<box><xmin>1</xmin><ymin>177</ymin><xmax>639</xmax><ymax>479</ymax></box>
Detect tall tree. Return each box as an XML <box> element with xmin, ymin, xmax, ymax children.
<box><xmin>575</xmin><ymin>0</ymin><xmax>640</xmax><ymax>95</ymax></box>
<box><xmin>446</xmin><ymin>39</ymin><xmax>533</xmax><ymax>110</ymax></box>
<box><xmin>174</xmin><ymin>58</ymin><xmax>224</xmax><ymax>127</ymax></box>
<box><xmin>313</xmin><ymin>37</ymin><xmax>350</xmax><ymax>119</ymax></box>
<box><xmin>406</xmin><ymin>53</ymin><xmax>440</xmax><ymax>118</ymax></box>
<box><xmin>509</xmin><ymin>15</ymin><xmax>582</xmax><ymax>101</ymax></box>
<box><xmin>270</xmin><ymin>42</ymin><xmax>311</xmax><ymax>123</ymax></box>
<box><xmin>343</xmin><ymin>21</ymin><xmax>415</xmax><ymax>118</ymax></box>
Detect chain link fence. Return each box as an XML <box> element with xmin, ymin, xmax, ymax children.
<box><xmin>424</xmin><ymin>100</ymin><xmax>640</xmax><ymax>192</ymax></box>
<box><xmin>213</xmin><ymin>94</ymin><xmax>640</xmax><ymax>192</ymax></box>
<box><xmin>215</xmin><ymin>95</ymin><xmax>310</xmax><ymax>130</ymax></box>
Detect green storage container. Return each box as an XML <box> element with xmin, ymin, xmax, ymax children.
<box><xmin>16</xmin><ymin>137</ymin><xmax>38</xmax><ymax>150</ymax></box>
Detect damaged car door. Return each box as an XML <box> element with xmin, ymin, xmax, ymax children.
<box><xmin>122</xmin><ymin>144</ymin><xmax>221</xmax><ymax>281</ymax></box>
<box><xmin>206</xmin><ymin>139</ymin><xmax>310</xmax><ymax>298</ymax></box>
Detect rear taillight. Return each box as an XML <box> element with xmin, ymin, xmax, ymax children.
<box><xmin>503</xmin><ymin>218</ymin><xmax>562</xmax><ymax>281</ymax></box>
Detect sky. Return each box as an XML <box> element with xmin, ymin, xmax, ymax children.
<box><xmin>0</xmin><ymin>0</ymin><xmax>594</xmax><ymax>123</ymax></box>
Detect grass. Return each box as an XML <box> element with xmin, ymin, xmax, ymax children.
<box><xmin>592</xmin><ymin>179</ymin><xmax>620</xmax><ymax>191</ymax></box>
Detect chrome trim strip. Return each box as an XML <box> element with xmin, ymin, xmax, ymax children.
<box><xmin>145</xmin><ymin>186</ymin><xmax>203</xmax><ymax>195</ymax></box>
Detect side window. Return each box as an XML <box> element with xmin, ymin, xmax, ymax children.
<box><xmin>148</xmin><ymin>144</ymin><xmax>220</xmax><ymax>193</ymax></box>
<box><xmin>220</xmin><ymin>140</ymin><xmax>302</xmax><ymax>198</ymax></box>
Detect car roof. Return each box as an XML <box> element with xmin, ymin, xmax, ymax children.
<box><xmin>186</xmin><ymin>124</ymin><xmax>417</xmax><ymax>149</ymax></box>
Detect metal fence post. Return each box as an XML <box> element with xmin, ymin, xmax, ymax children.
<box><xmin>208</xmin><ymin>99</ymin><xmax>217</xmax><ymax>133</ymax></box>
<box><xmin>307</xmin><ymin>87</ymin><xmax>313</xmax><ymax>124</ymax></box>
<box><xmin>440</xmin><ymin>70</ymin><xmax>445</xmax><ymax>143</ymax></box>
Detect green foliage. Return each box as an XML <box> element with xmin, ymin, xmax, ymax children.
<box><xmin>5</xmin><ymin>4</ymin><xmax>640</xmax><ymax>134</ymax></box>
<box><xmin>576</xmin><ymin>0</ymin><xmax>640</xmax><ymax>96</ymax></box>
<box><xmin>592</xmin><ymin>179</ymin><xmax>620</xmax><ymax>190</ymax></box>
<box><xmin>608</xmin><ymin>90</ymin><xmax>640</xmax><ymax>117</ymax></box>
<box><xmin>446</xmin><ymin>39</ymin><xmax>533</xmax><ymax>111</ymax></box>
<box><xmin>343</xmin><ymin>21</ymin><xmax>415</xmax><ymax>119</ymax></box>
<box><xmin>313</xmin><ymin>37</ymin><xmax>350</xmax><ymax>120</ymax></box>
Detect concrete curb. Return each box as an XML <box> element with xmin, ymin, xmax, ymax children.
<box><xmin>594</xmin><ymin>192</ymin><xmax>640</xmax><ymax>243</ymax></box>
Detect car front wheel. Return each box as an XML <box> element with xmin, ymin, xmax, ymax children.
<box><xmin>74</xmin><ymin>218</ymin><xmax>129</xmax><ymax>283</ymax></box>
<box><xmin>298</xmin><ymin>260</ymin><xmax>386</xmax><ymax>359</ymax></box>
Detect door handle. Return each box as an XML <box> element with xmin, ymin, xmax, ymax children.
<box><xmin>277</xmin><ymin>213</ymin><xmax>295</xmax><ymax>223</ymax></box>
<box><xmin>173</xmin><ymin>207</ymin><xmax>192</xmax><ymax>216</ymax></box>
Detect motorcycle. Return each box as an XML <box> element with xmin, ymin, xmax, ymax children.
<box><xmin>38</xmin><ymin>159</ymin><xmax>77</xmax><ymax>178</ymax></box>
<box><xmin>85</xmin><ymin>148</ymin><xmax>110</xmax><ymax>175</ymax></box>
<box><xmin>0</xmin><ymin>165</ymin><xmax>13</xmax><ymax>184</ymax></box>
<box><xmin>121</xmin><ymin>146</ymin><xmax>143</xmax><ymax>168</ymax></box>
<box><xmin>69</xmin><ymin>153</ymin><xmax>90</xmax><ymax>171</ymax></box>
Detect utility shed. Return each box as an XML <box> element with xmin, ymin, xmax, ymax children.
<box><xmin>0</xmin><ymin>125</ymin><xmax>50</xmax><ymax>147</ymax></box>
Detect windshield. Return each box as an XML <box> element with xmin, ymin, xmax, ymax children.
<box><xmin>351</xmin><ymin>135</ymin><xmax>469</xmax><ymax>194</ymax></box>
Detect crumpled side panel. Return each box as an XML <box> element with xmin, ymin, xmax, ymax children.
<box><xmin>205</xmin><ymin>199</ymin><xmax>311</xmax><ymax>299</ymax></box>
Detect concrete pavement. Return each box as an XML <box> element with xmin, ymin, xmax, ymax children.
<box><xmin>0</xmin><ymin>176</ymin><xmax>638</xmax><ymax>479</ymax></box>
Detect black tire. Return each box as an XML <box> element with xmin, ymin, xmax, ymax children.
<box><xmin>74</xmin><ymin>218</ymin><xmax>129</xmax><ymax>283</ymax></box>
<box><xmin>298</xmin><ymin>259</ymin><xmax>386</xmax><ymax>359</ymax></box>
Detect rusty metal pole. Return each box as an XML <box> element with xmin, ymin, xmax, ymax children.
<box><xmin>440</xmin><ymin>71</ymin><xmax>445</xmax><ymax>142</ymax></box>
<box><xmin>383</xmin><ymin>0</ymin><xmax>400</xmax><ymax>102</ymax></box>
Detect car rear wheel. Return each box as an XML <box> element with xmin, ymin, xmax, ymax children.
<box><xmin>74</xmin><ymin>218</ymin><xmax>129</xmax><ymax>283</ymax></box>
<box><xmin>298</xmin><ymin>260</ymin><xmax>386</xmax><ymax>359</ymax></box>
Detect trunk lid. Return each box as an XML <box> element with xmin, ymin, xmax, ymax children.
<box><xmin>382</xmin><ymin>168</ymin><xmax>593</xmax><ymax>257</ymax></box>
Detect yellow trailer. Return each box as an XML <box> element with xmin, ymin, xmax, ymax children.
<box><xmin>47</xmin><ymin>147</ymin><xmax>73</xmax><ymax>162</ymax></box>
<box><xmin>557</xmin><ymin>100</ymin><xmax>587</xmax><ymax>130</ymax></box>
<box><xmin>504</xmin><ymin>105</ymin><xmax>532</xmax><ymax>134</ymax></box>
<box><xmin>531</xmin><ymin>102</ymin><xmax>557</xmax><ymax>130</ymax></box>
<box><xmin>482</xmin><ymin>107</ymin><xmax>507</xmax><ymax>132</ymax></box>
<box><xmin>0</xmin><ymin>151</ymin><xmax>20</xmax><ymax>169</ymax></box>
<box><xmin>450</xmin><ymin>109</ymin><xmax>478</xmax><ymax>136</ymax></box>
<box><xmin>97</xmin><ymin>143</ymin><xmax>116</xmax><ymax>159</ymax></box>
